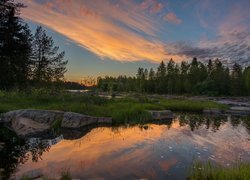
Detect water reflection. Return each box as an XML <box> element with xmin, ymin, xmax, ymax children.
<box><xmin>1</xmin><ymin>114</ymin><xmax>250</xmax><ymax>179</ymax></box>
<box><xmin>0</xmin><ymin>131</ymin><xmax>51</xmax><ymax>179</ymax></box>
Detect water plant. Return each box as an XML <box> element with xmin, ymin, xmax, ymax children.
<box><xmin>188</xmin><ymin>161</ymin><xmax>250</xmax><ymax>180</ymax></box>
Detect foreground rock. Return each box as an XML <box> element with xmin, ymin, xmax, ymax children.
<box><xmin>12</xmin><ymin>117</ymin><xmax>50</xmax><ymax>136</ymax></box>
<box><xmin>2</xmin><ymin>109</ymin><xmax>112</xmax><ymax>137</ymax></box>
<box><xmin>62</xmin><ymin>112</ymin><xmax>112</xmax><ymax>128</ymax></box>
<box><xmin>3</xmin><ymin>109</ymin><xmax>64</xmax><ymax>124</ymax></box>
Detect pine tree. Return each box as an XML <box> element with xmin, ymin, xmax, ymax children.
<box><xmin>0</xmin><ymin>0</ymin><xmax>31</xmax><ymax>89</ymax></box>
<box><xmin>156</xmin><ymin>61</ymin><xmax>167</xmax><ymax>93</ymax></box>
<box><xmin>231</xmin><ymin>63</ymin><xmax>244</xmax><ymax>95</ymax></box>
<box><xmin>32</xmin><ymin>26</ymin><xmax>68</xmax><ymax>84</ymax></box>
<box><xmin>243</xmin><ymin>67</ymin><xmax>250</xmax><ymax>95</ymax></box>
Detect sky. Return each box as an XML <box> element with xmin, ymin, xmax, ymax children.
<box><xmin>19</xmin><ymin>0</ymin><xmax>250</xmax><ymax>82</ymax></box>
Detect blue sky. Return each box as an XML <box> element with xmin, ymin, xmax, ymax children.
<box><xmin>21</xmin><ymin>0</ymin><xmax>250</xmax><ymax>81</ymax></box>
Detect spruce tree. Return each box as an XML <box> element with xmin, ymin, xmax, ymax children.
<box><xmin>0</xmin><ymin>0</ymin><xmax>31</xmax><ymax>89</ymax></box>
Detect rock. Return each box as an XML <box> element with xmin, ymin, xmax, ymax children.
<box><xmin>3</xmin><ymin>109</ymin><xmax>64</xmax><ymax>124</ymax></box>
<box><xmin>12</xmin><ymin>117</ymin><xmax>50</xmax><ymax>136</ymax></box>
<box><xmin>225</xmin><ymin>110</ymin><xmax>250</xmax><ymax>116</ymax></box>
<box><xmin>230</xmin><ymin>106</ymin><xmax>250</xmax><ymax>111</ymax></box>
<box><xmin>2</xmin><ymin>110</ymin><xmax>112</xmax><ymax>136</ymax></box>
<box><xmin>148</xmin><ymin>110</ymin><xmax>173</xmax><ymax>120</ymax></box>
<box><xmin>62</xmin><ymin>112</ymin><xmax>112</xmax><ymax>128</ymax></box>
<box><xmin>19</xmin><ymin>169</ymin><xmax>43</xmax><ymax>179</ymax></box>
<box><xmin>203</xmin><ymin>108</ymin><xmax>222</xmax><ymax>115</ymax></box>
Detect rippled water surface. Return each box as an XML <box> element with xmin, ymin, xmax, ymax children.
<box><xmin>6</xmin><ymin>115</ymin><xmax>250</xmax><ymax>179</ymax></box>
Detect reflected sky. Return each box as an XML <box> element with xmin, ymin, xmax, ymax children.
<box><xmin>14</xmin><ymin>116</ymin><xmax>250</xmax><ymax>179</ymax></box>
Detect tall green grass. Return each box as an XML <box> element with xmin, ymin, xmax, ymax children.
<box><xmin>188</xmin><ymin>161</ymin><xmax>250</xmax><ymax>180</ymax></box>
<box><xmin>0</xmin><ymin>90</ymin><xmax>229</xmax><ymax>124</ymax></box>
<box><xmin>159</xmin><ymin>99</ymin><xmax>228</xmax><ymax>112</ymax></box>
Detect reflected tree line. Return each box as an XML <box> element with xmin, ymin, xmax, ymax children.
<box><xmin>0</xmin><ymin>115</ymin><xmax>249</xmax><ymax>179</ymax></box>
<box><xmin>178</xmin><ymin>114</ymin><xmax>250</xmax><ymax>133</ymax></box>
<box><xmin>0</xmin><ymin>126</ymin><xmax>50</xmax><ymax>180</ymax></box>
<box><xmin>97</xmin><ymin>58</ymin><xmax>250</xmax><ymax>96</ymax></box>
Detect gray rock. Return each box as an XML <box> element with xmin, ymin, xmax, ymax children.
<box><xmin>148</xmin><ymin>110</ymin><xmax>173</xmax><ymax>120</ymax></box>
<box><xmin>62</xmin><ymin>112</ymin><xmax>112</xmax><ymax>128</ymax></box>
<box><xmin>203</xmin><ymin>108</ymin><xmax>222</xmax><ymax>115</ymax></box>
<box><xmin>12</xmin><ymin>117</ymin><xmax>50</xmax><ymax>136</ymax></box>
<box><xmin>230</xmin><ymin>106</ymin><xmax>250</xmax><ymax>111</ymax></box>
<box><xmin>225</xmin><ymin>110</ymin><xmax>250</xmax><ymax>116</ymax></box>
<box><xmin>2</xmin><ymin>109</ymin><xmax>112</xmax><ymax>136</ymax></box>
<box><xmin>3</xmin><ymin>109</ymin><xmax>64</xmax><ymax>124</ymax></box>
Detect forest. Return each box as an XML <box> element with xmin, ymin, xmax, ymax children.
<box><xmin>97</xmin><ymin>58</ymin><xmax>250</xmax><ymax>96</ymax></box>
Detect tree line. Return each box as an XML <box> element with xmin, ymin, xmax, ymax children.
<box><xmin>97</xmin><ymin>58</ymin><xmax>250</xmax><ymax>96</ymax></box>
<box><xmin>0</xmin><ymin>0</ymin><xmax>68</xmax><ymax>90</ymax></box>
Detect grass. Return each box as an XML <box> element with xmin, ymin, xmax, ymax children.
<box><xmin>159</xmin><ymin>98</ymin><xmax>228</xmax><ymax>112</ymax></box>
<box><xmin>60</xmin><ymin>170</ymin><xmax>72</xmax><ymax>180</ymax></box>
<box><xmin>51</xmin><ymin>117</ymin><xmax>63</xmax><ymax>134</ymax></box>
<box><xmin>0</xmin><ymin>90</ymin><xmax>229</xmax><ymax>124</ymax></box>
<box><xmin>188</xmin><ymin>161</ymin><xmax>250</xmax><ymax>180</ymax></box>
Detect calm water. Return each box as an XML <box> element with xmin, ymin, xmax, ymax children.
<box><xmin>3</xmin><ymin>114</ymin><xmax>250</xmax><ymax>179</ymax></box>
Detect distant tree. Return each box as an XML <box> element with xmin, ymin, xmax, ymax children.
<box><xmin>231</xmin><ymin>63</ymin><xmax>244</xmax><ymax>95</ymax></box>
<box><xmin>148</xmin><ymin>68</ymin><xmax>156</xmax><ymax>93</ymax></box>
<box><xmin>209</xmin><ymin>59</ymin><xmax>230</xmax><ymax>95</ymax></box>
<box><xmin>166</xmin><ymin>59</ymin><xmax>176</xmax><ymax>94</ymax></box>
<box><xmin>156</xmin><ymin>61</ymin><xmax>167</xmax><ymax>93</ymax></box>
<box><xmin>180</xmin><ymin>61</ymin><xmax>190</xmax><ymax>93</ymax></box>
<box><xmin>243</xmin><ymin>67</ymin><xmax>250</xmax><ymax>95</ymax></box>
<box><xmin>32</xmin><ymin>26</ymin><xmax>68</xmax><ymax>84</ymax></box>
<box><xmin>207</xmin><ymin>59</ymin><xmax>213</xmax><ymax>75</ymax></box>
<box><xmin>136</xmin><ymin>67</ymin><xmax>145</xmax><ymax>92</ymax></box>
<box><xmin>97</xmin><ymin>58</ymin><xmax>248</xmax><ymax>96</ymax></box>
<box><xmin>188</xmin><ymin>57</ymin><xmax>208</xmax><ymax>94</ymax></box>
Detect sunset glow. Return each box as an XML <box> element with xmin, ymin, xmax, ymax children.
<box><xmin>20</xmin><ymin>0</ymin><xmax>250</xmax><ymax>79</ymax></box>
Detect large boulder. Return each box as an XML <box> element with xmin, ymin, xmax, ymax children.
<box><xmin>3</xmin><ymin>109</ymin><xmax>64</xmax><ymax>124</ymax></box>
<box><xmin>12</xmin><ymin>117</ymin><xmax>50</xmax><ymax>136</ymax></box>
<box><xmin>62</xmin><ymin>112</ymin><xmax>112</xmax><ymax>128</ymax></box>
<box><xmin>148</xmin><ymin>110</ymin><xmax>173</xmax><ymax>120</ymax></box>
<box><xmin>2</xmin><ymin>110</ymin><xmax>112</xmax><ymax>136</ymax></box>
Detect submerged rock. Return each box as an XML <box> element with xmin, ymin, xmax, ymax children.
<box><xmin>203</xmin><ymin>108</ymin><xmax>222</xmax><ymax>115</ymax></box>
<box><xmin>225</xmin><ymin>110</ymin><xmax>250</xmax><ymax>116</ymax></box>
<box><xmin>148</xmin><ymin>110</ymin><xmax>173</xmax><ymax>120</ymax></box>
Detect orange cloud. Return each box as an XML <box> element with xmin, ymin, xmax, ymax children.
<box><xmin>21</xmin><ymin>0</ymin><xmax>183</xmax><ymax>63</ymax></box>
<box><xmin>164</xmin><ymin>12</ymin><xmax>182</xmax><ymax>25</ymax></box>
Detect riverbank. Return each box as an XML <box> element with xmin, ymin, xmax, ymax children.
<box><xmin>0</xmin><ymin>90</ymin><xmax>230</xmax><ymax>124</ymax></box>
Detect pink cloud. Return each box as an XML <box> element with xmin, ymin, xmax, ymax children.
<box><xmin>21</xmin><ymin>0</ymin><xmax>183</xmax><ymax>63</ymax></box>
<box><xmin>164</xmin><ymin>12</ymin><xmax>182</xmax><ymax>24</ymax></box>
<box><xmin>140</xmin><ymin>0</ymin><xmax>164</xmax><ymax>14</ymax></box>
<box><xmin>150</xmin><ymin>2</ymin><xmax>164</xmax><ymax>14</ymax></box>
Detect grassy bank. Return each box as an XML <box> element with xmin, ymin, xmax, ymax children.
<box><xmin>189</xmin><ymin>161</ymin><xmax>250</xmax><ymax>180</ymax></box>
<box><xmin>0</xmin><ymin>90</ymin><xmax>228</xmax><ymax>124</ymax></box>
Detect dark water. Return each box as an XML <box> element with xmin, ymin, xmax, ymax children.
<box><xmin>1</xmin><ymin>114</ymin><xmax>250</xmax><ymax>179</ymax></box>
